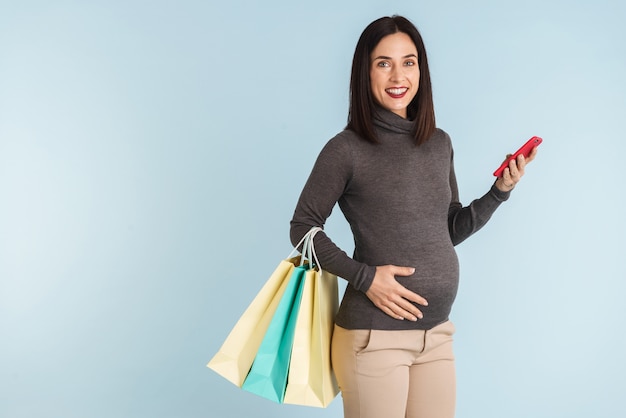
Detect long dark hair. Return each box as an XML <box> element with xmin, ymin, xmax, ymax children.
<box><xmin>346</xmin><ymin>15</ymin><xmax>436</xmax><ymax>146</ymax></box>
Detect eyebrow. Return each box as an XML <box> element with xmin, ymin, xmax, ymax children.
<box><xmin>372</xmin><ymin>53</ymin><xmax>418</xmax><ymax>60</ymax></box>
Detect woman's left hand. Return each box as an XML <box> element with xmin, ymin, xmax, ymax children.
<box><xmin>494</xmin><ymin>146</ymin><xmax>538</xmax><ymax>192</ymax></box>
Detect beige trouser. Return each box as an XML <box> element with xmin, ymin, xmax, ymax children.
<box><xmin>331</xmin><ymin>321</ymin><xmax>456</xmax><ymax>418</ymax></box>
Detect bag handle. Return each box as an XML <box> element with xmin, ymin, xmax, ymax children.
<box><xmin>287</xmin><ymin>226</ymin><xmax>323</xmax><ymax>269</ymax></box>
<box><xmin>307</xmin><ymin>227</ymin><xmax>322</xmax><ymax>272</ymax></box>
<box><xmin>287</xmin><ymin>229</ymin><xmax>313</xmax><ymax>260</ymax></box>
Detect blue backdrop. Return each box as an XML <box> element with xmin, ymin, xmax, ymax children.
<box><xmin>1</xmin><ymin>1</ymin><xmax>625</xmax><ymax>417</ymax></box>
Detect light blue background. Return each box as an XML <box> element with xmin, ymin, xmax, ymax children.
<box><xmin>1</xmin><ymin>1</ymin><xmax>625</xmax><ymax>417</ymax></box>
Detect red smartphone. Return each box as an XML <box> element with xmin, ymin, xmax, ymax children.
<box><xmin>493</xmin><ymin>136</ymin><xmax>542</xmax><ymax>177</ymax></box>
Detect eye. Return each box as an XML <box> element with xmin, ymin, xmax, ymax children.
<box><xmin>404</xmin><ymin>60</ymin><xmax>417</xmax><ymax>67</ymax></box>
<box><xmin>377</xmin><ymin>61</ymin><xmax>390</xmax><ymax>68</ymax></box>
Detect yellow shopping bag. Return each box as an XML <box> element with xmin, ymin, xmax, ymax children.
<box><xmin>283</xmin><ymin>236</ymin><xmax>340</xmax><ymax>407</ymax></box>
<box><xmin>207</xmin><ymin>258</ymin><xmax>296</xmax><ymax>386</ymax></box>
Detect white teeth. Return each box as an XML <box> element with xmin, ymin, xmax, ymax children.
<box><xmin>386</xmin><ymin>88</ymin><xmax>408</xmax><ymax>95</ymax></box>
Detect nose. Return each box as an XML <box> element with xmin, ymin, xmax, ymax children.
<box><xmin>390</xmin><ymin>65</ymin><xmax>405</xmax><ymax>82</ymax></box>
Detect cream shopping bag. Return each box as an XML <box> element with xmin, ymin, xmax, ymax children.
<box><xmin>207</xmin><ymin>259</ymin><xmax>296</xmax><ymax>386</ymax></box>
<box><xmin>283</xmin><ymin>229</ymin><xmax>339</xmax><ymax>407</ymax></box>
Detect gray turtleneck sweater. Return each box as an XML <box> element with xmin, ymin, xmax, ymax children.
<box><xmin>290</xmin><ymin>108</ymin><xmax>510</xmax><ymax>330</ymax></box>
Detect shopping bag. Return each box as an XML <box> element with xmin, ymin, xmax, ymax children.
<box><xmin>207</xmin><ymin>259</ymin><xmax>296</xmax><ymax>386</ymax></box>
<box><xmin>241</xmin><ymin>264</ymin><xmax>307</xmax><ymax>403</ymax></box>
<box><xmin>208</xmin><ymin>226</ymin><xmax>336</xmax><ymax>407</ymax></box>
<box><xmin>283</xmin><ymin>233</ymin><xmax>339</xmax><ymax>407</ymax></box>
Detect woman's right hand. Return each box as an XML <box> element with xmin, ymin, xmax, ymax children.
<box><xmin>365</xmin><ymin>265</ymin><xmax>428</xmax><ymax>321</ymax></box>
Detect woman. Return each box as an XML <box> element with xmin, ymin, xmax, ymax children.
<box><xmin>290</xmin><ymin>15</ymin><xmax>537</xmax><ymax>418</ymax></box>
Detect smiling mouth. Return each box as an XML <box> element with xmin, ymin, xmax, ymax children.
<box><xmin>385</xmin><ymin>87</ymin><xmax>408</xmax><ymax>98</ymax></box>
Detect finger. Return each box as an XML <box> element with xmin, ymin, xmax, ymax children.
<box><xmin>500</xmin><ymin>167</ymin><xmax>515</xmax><ymax>189</ymax></box>
<box><xmin>396</xmin><ymin>287</ymin><xmax>428</xmax><ymax>307</ymax></box>
<box><xmin>394</xmin><ymin>298</ymin><xmax>424</xmax><ymax>320</ymax></box>
<box><xmin>508</xmin><ymin>159</ymin><xmax>519</xmax><ymax>178</ymax></box>
<box><xmin>379</xmin><ymin>304</ymin><xmax>406</xmax><ymax>321</ymax></box>
<box><xmin>385</xmin><ymin>272</ymin><xmax>428</xmax><ymax>306</ymax></box>
<box><xmin>385</xmin><ymin>300</ymin><xmax>423</xmax><ymax>321</ymax></box>
<box><xmin>502</xmin><ymin>166</ymin><xmax>511</xmax><ymax>182</ymax></box>
<box><xmin>516</xmin><ymin>155</ymin><xmax>526</xmax><ymax>176</ymax></box>
<box><xmin>389</xmin><ymin>265</ymin><xmax>416</xmax><ymax>277</ymax></box>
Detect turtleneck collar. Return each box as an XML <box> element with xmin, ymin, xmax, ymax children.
<box><xmin>372</xmin><ymin>105</ymin><xmax>414</xmax><ymax>135</ymax></box>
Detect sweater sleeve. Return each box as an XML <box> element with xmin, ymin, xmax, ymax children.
<box><xmin>447</xmin><ymin>150</ymin><xmax>511</xmax><ymax>246</ymax></box>
<box><xmin>290</xmin><ymin>135</ymin><xmax>376</xmax><ymax>292</ymax></box>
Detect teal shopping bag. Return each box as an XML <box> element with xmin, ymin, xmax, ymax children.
<box><xmin>241</xmin><ymin>265</ymin><xmax>307</xmax><ymax>403</ymax></box>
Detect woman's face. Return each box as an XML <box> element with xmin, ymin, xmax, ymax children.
<box><xmin>369</xmin><ymin>32</ymin><xmax>420</xmax><ymax>119</ymax></box>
